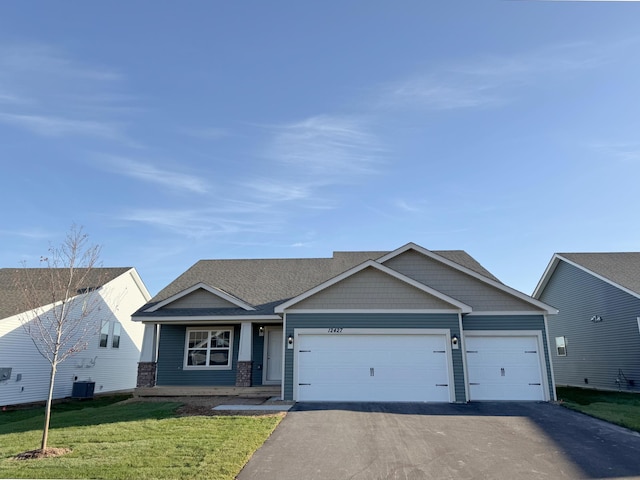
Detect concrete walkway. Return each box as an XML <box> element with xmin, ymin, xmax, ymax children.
<box><xmin>237</xmin><ymin>402</ymin><xmax>640</xmax><ymax>480</ymax></box>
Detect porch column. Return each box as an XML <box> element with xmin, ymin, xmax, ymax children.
<box><xmin>236</xmin><ymin>322</ymin><xmax>253</xmax><ymax>387</ymax></box>
<box><xmin>137</xmin><ymin>323</ymin><xmax>158</xmax><ymax>388</ymax></box>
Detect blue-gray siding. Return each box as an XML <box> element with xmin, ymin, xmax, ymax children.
<box><xmin>462</xmin><ymin>315</ymin><xmax>554</xmax><ymax>398</ymax></box>
<box><xmin>284</xmin><ymin>313</ymin><xmax>464</xmax><ymax>401</ymax></box>
<box><xmin>156</xmin><ymin>324</ymin><xmax>266</xmax><ymax>386</ymax></box>
<box><xmin>538</xmin><ymin>261</ymin><xmax>640</xmax><ymax>392</ymax></box>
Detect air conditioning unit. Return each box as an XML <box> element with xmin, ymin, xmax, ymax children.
<box><xmin>72</xmin><ymin>381</ymin><xmax>95</xmax><ymax>399</ymax></box>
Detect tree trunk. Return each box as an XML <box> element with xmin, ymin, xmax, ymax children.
<box><xmin>41</xmin><ymin>361</ymin><xmax>57</xmax><ymax>451</ymax></box>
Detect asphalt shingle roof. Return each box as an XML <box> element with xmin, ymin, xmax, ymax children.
<box><xmin>0</xmin><ymin>267</ymin><xmax>131</xmax><ymax>319</ymax></box>
<box><xmin>135</xmin><ymin>249</ymin><xmax>500</xmax><ymax>316</ymax></box>
<box><xmin>558</xmin><ymin>252</ymin><xmax>640</xmax><ymax>296</ymax></box>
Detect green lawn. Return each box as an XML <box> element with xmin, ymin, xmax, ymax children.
<box><xmin>0</xmin><ymin>396</ymin><xmax>282</xmax><ymax>479</ymax></box>
<box><xmin>557</xmin><ymin>386</ymin><xmax>640</xmax><ymax>432</ymax></box>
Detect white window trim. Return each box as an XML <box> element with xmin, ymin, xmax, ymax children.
<box><xmin>555</xmin><ymin>336</ymin><xmax>567</xmax><ymax>356</ymax></box>
<box><xmin>183</xmin><ymin>327</ymin><xmax>234</xmax><ymax>370</ymax></box>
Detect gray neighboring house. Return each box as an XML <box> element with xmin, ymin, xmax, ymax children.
<box><xmin>533</xmin><ymin>253</ymin><xmax>640</xmax><ymax>393</ymax></box>
<box><xmin>133</xmin><ymin>243</ymin><xmax>557</xmax><ymax>402</ymax></box>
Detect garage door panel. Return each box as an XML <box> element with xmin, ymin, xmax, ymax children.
<box><xmin>296</xmin><ymin>333</ymin><xmax>451</xmax><ymax>402</ymax></box>
<box><xmin>466</xmin><ymin>336</ymin><xmax>545</xmax><ymax>401</ymax></box>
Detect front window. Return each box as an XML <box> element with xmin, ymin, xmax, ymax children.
<box><xmin>555</xmin><ymin>336</ymin><xmax>567</xmax><ymax>356</ymax></box>
<box><xmin>184</xmin><ymin>329</ymin><xmax>233</xmax><ymax>369</ymax></box>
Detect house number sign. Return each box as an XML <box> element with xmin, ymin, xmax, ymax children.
<box><xmin>328</xmin><ymin>328</ymin><xmax>343</xmax><ymax>333</ymax></box>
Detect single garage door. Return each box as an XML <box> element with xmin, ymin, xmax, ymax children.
<box><xmin>296</xmin><ymin>332</ymin><xmax>452</xmax><ymax>402</ymax></box>
<box><xmin>466</xmin><ymin>335</ymin><xmax>545</xmax><ymax>401</ymax></box>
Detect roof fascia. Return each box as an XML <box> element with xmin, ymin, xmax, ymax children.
<box><xmin>532</xmin><ymin>254</ymin><xmax>561</xmax><ymax>299</ymax></box>
<box><xmin>379</xmin><ymin>242</ymin><xmax>558</xmax><ymax>314</ymax></box>
<box><xmin>539</xmin><ymin>254</ymin><xmax>640</xmax><ymax>302</ymax></box>
<box><xmin>127</xmin><ymin>267</ymin><xmax>152</xmax><ymax>302</ymax></box>
<box><xmin>274</xmin><ymin>259</ymin><xmax>472</xmax><ymax>313</ymax></box>
<box><xmin>134</xmin><ymin>314</ymin><xmax>282</xmax><ymax>323</ymax></box>
<box><xmin>143</xmin><ymin>282</ymin><xmax>255</xmax><ymax>313</ymax></box>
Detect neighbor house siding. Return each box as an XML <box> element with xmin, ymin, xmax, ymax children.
<box><xmin>294</xmin><ymin>267</ymin><xmax>456</xmax><ymax>310</ymax></box>
<box><xmin>0</xmin><ymin>270</ymin><xmax>148</xmax><ymax>406</ymax></box>
<box><xmin>538</xmin><ymin>261</ymin><xmax>640</xmax><ymax>392</ymax></box>
<box><xmin>284</xmin><ymin>313</ymin><xmax>464</xmax><ymax>401</ymax></box>
<box><xmin>462</xmin><ymin>314</ymin><xmax>554</xmax><ymax>397</ymax></box>
<box><xmin>384</xmin><ymin>250</ymin><xmax>536</xmax><ymax>311</ymax></box>
<box><xmin>156</xmin><ymin>324</ymin><xmax>240</xmax><ymax>386</ymax></box>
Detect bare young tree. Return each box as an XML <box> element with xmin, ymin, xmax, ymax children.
<box><xmin>15</xmin><ymin>225</ymin><xmax>105</xmax><ymax>453</ymax></box>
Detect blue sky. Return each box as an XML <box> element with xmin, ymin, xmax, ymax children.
<box><xmin>1</xmin><ymin>1</ymin><xmax>639</xmax><ymax>297</ymax></box>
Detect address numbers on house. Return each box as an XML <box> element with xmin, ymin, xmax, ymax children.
<box><xmin>327</xmin><ymin>328</ymin><xmax>343</xmax><ymax>333</ymax></box>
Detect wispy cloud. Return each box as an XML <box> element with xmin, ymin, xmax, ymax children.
<box><xmin>0</xmin><ymin>42</ymin><xmax>134</xmax><ymax>143</ymax></box>
<box><xmin>241</xmin><ymin>114</ymin><xmax>385</xmax><ymax>207</ymax></box>
<box><xmin>96</xmin><ymin>155</ymin><xmax>210</xmax><ymax>194</ymax></box>
<box><xmin>268</xmin><ymin>114</ymin><xmax>384</xmax><ymax>177</ymax></box>
<box><xmin>591</xmin><ymin>142</ymin><xmax>640</xmax><ymax>164</ymax></box>
<box><xmin>0</xmin><ymin>228</ymin><xmax>54</xmax><ymax>240</ymax></box>
<box><xmin>119</xmin><ymin>206</ymin><xmax>280</xmax><ymax>238</ymax></box>
<box><xmin>0</xmin><ymin>112</ymin><xmax>123</xmax><ymax>139</ymax></box>
<box><xmin>0</xmin><ymin>43</ymin><xmax>122</xmax><ymax>82</ymax></box>
<box><xmin>379</xmin><ymin>41</ymin><xmax>612</xmax><ymax>111</ymax></box>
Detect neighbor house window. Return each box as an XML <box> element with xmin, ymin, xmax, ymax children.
<box><xmin>112</xmin><ymin>323</ymin><xmax>121</xmax><ymax>349</ymax></box>
<box><xmin>99</xmin><ymin>320</ymin><xmax>110</xmax><ymax>348</ymax></box>
<box><xmin>184</xmin><ymin>329</ymin><xmax>233</xmax><ymax>369</ymax></box>
<box><xmin>555</xmin><ymin>336</ymin><xmax>567</xmax><ymax>356</ymax></box>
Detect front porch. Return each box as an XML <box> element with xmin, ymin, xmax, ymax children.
<box><xmin>134</xmin><ymin>385</ymin><xmax>281</xmax><ymax>398</ymax></box>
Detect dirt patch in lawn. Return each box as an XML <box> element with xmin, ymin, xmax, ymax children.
<box><xmin>14</xmin><ymin>448</ymin><xmax>72</xmax><ymax>460</ymax></box>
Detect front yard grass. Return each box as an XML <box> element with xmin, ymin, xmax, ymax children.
<box><xmin>557</xmin><ymin>386</ymin><xmax>640</xmax><ymax>432</ymax></box>
<box><xmin>0</xmin><ymin>396</ymin><xmax>282</xmax><ymax>479</ymax></box>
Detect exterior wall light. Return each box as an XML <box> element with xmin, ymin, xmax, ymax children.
<box><xmin>287</xmin><ymin>334</ymin><xmax>294</xmax><ymax>349</ymax></box>
<box><xmin>259</xmin><ymin>325</ymin><xmax>264</xmax><ymax>336</ymax></box>
<box><xmin>451</xmin><ymin>334</ymin><xmax>459</xmax><ymax>349</ymax></box>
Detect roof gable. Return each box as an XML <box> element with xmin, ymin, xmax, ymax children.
<box><xmin>275</xmin><ymin>260</ymin><xmax>472</xmax><ymax>313</ymax></box>
<box><xmin>533</xmin><ymin>253</ymin><xmax>640</xmax><ymax>301</ymax></box>
<box><xmin>144</xmin><ymin>282</ymin><xmax>256</xmax><ymax>313</ymax></box>
<box><xmin>380</xmin><ymin>243</ymin><xmax>556</xmax><ymax>314</ymax></box>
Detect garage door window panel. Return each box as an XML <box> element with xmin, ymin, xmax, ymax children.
<box><xmin>185</xmin><ymin>329</ymin><xmax>232</xmax><ymax>369</ymax></box>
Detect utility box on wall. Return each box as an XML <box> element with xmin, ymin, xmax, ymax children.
<box><xmin>0</xmin><ymin>368</ymin><xmax>11</xmax><ymax>381</ymax></box>
<box><xmin>72</xmin><ymin>381</ymin><xmax>95</xmax><ymax>399</ymax></box>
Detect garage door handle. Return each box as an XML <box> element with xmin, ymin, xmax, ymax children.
<box><xmin>299</xmin><ymin>383</ymin><xmax>311</xmax><ymax>386</ymax></box>
<box><xmin>467</xmin><ymin>350</ymin><xmax>478</xmax><ymax>353</ymax></box>
<box><xmin>470</xmin><ymin>383</ymin><xmax>480</xmax><ymax>385</ymax></box>
<box><xmin>525</xmin><ymin>351</ymin><xmax>537</xmax><ymax>354</ymax></box>
<box><xmin>529</xmin><ymin>383</ymin><xmax>541</xmax><ymax>386</ymax></box>
<box><xmin>436</xmin><ymin>384</ymin><xmax>448</xmax><ymax>387</ymax></box>
<box><xmin>299</xmin><ymin>350</ymin><xmax>311</xmax><ymax>353</ymax></box>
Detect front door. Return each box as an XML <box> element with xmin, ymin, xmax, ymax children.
<box><xmin>263</xmin><ymin>327</ymin><xmax>283</xmax><ymax>385</ymax></box>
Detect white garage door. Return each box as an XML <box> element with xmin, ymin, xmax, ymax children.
<box><xmin>466</xmin><ymin>335</ymin><xmax>545</xmax><ymax>401</ymax></box>
<box><xmin>296</xmin><ymin>332</ymin><xmax>452</xmax><ymax>402</ymax></box>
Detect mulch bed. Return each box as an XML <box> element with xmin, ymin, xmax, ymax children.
<box><xmin>14</xmin><ymin>448</ymin><xmax>72</xmax><ymax>460</ymax></box>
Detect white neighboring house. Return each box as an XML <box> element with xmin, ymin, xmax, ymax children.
<box><xmin>0</xmin><ymin>267</ymin><xmax>150</xmax><ymax>406</ymax></box>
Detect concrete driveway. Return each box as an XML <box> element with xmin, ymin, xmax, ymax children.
<box><xmin>237</xmin><ymin>402</ymin><xmax>640</xmax><ymax>480</ymax></box>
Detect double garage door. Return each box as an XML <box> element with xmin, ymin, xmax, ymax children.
<box><xmin>294</xmin><ymin>330</ymin><xmax>546</xmax><ymax>402</ymax></box>
<box><xmin>296</xmin><ymin>331</ymin><xmax>453</xmax><ymax>402</ymax></box>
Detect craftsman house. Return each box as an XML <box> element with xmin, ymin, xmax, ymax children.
<box><xmin>134</xmin><ymin>243</ymin><xmax>557</xmax><ymax>402</ymax></box>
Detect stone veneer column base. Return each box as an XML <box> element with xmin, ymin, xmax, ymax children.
<box><xmin>137</xmin><ymin>362</ymin><xmax>157</xmax><ymax>388</ymax></box>
<box><xmin>235</xmin><ymin>361</ymin><xmax>253</xmax><ymax>387</ymax></box>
